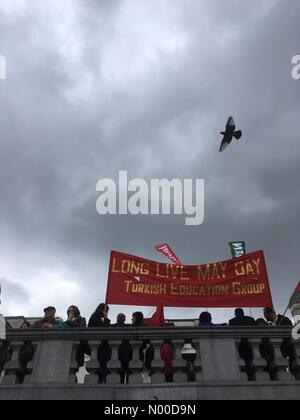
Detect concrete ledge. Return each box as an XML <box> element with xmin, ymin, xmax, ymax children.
<box><xmin>0</xmin><ymin>382</ymin><xmax>300</xmax><ymax>400</ymax></box>
<box><xmin>4</xmin><ymin>326</ymin><xmax>296</xmax><ymax>341</ymax></box>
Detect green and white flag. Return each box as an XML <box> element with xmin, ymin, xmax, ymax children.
<box><xmin>229</xmin><ymin>241</ymin><xmax>246</xmax><ymax>258</ymax></box>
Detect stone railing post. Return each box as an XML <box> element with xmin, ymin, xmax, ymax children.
<box><xmin>85</xmin><ymin>340</ymin><xmax>100</xmax><ymax>384</ymax></box>
<box><xmin>150</xmin><ymin>339</ymin><xmax>164</xmax><ymax>384</ymax></box>
<box><xmin>200</xmin><ymin>338</ymin><xmax>242</xmax><ymax>381</ymax></box>
<box><xmin>28</xmin><ymin>339</ymin><xmax>79</xmax><ymax>384</ymax></box>
<box><xmin>248</xmin><ymin>338</ymin><xmax>269</xmax><ymax>381</ymax></box>
<box><xmin>128</xmin><ymin>340</ymin><xmax>144</xmax><ymax>384</ymax></box>
<box><xmin>106</xmin><ymin>339</ymin><xmax>122</xmax><ymax>384</ymax></box>
<box><xmin>172</xmin><ymin>339</ymin><xmax>186</xmax><ymax>383</ymax></box>
<box><xmin>270</xmin><ymin>338</ymin><xmax>294</xmax><ymax>381</ymax></box>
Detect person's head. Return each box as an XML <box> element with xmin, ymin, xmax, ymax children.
<box><xmin>235</xmin><ymin>308</ymin><xmax>244</xmax><ymax>318</ymax></box>
<box><xmin>264</xmin><ymin>307</ymin><xmax>277</xmax><ymax>322</ymax></box>
<box><xmin>20</xmin><ymin>321</ymin><xmax>31</xmax><ymax>329</ymax></box>
<box><xmin>116</xmin><ymin>313</ymin><xmax>126</xmax><ymax>326</ymax></box>
<box><xmin>132</xmin><ymin>312</ymin><xmax>144</xmax><ymax>327</ymax></box>
<box><xmin>44</xmin><ymin>306</ymin><xmax>56</xmax><ymax>321</ymax></box>
<box><xmin>199</xmin><ymin>312</ymin><xmax>212</xmax><ymax>324</ymax></box>
<box><xmin>256</xmin><ymin>318</ymin><xmax>268</xmax><ymax>326</ymax></box>
<box><xmin>94</xmin><ymin>303</ymin><xmax>109</xmax><ymax>318</ymax></box>
<box><xmin>67</xmin><ymin>306</ymin><xmax>80</xmax><ymax>319</ymax></box>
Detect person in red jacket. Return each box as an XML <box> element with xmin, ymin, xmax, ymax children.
<box><xmin>160</xmin><ymin>340</ymin><xmax>174</xmax><ymax>382</ymax></box>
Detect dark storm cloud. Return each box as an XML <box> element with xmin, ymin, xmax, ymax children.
<box><xmin>0</xmin><ymin>0</ymin><xmax>299</xmax><ymax>321</ymax></box>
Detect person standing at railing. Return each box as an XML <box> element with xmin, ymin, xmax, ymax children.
<box><xmin>17</xmin><ymin>321</ymin><xmax>35</xmax><ymax>384</ymax></box>
<box><xmin>229</xmin><ymin>308</ymin><xmax>256</xmax><ymax>326</ymax></box>
<box><xmin>229</xmin><ymin>309</ymin><xmax>256</xmax><ymax>380</ymax></box>
<box><xmin>131</xmin><ymin>312</ymin><xmax>155</xmax><ymax>382</ymax></box>
<box><xmin>114</xmin><ymin>314</ymin><xmax>132</xmax><ymax>384</ymax></box>
<box><xmin>160</xmin><ymin>340</ymin><xmax>175</xmax><ymax>383</ymax></box>
<box><xmin>263</xmin><ymin>307</ymin><xmax>298</xmax><ymax>377</ymax></box>
<box><xmin>88</xmin><ymin>303</ymin><xmax>111</xmax><ymax>328</ymax></box>
<box><xmin>132</xmin><ymin>312</ymin><xmax>144</xmax><ymax>327</ymax></box>
<box><xmin>263</xmin><ymin>307</ymin><xmax>292</xmax><ymax>327</ymax></box>
<box><xmin>32</xmin><ymin>307</ymin><xmax>60</xmax><ymax>329</ymax></box>
<box><xmin>88</xmin><ymin>304</ymin><xmax>111</xmax><ymax>383</ymax></box>
<box><xmin>53</xmin><ymin>306</ymin><xmax>87</xmax><ymax>372</ymax></box>
<box><xmin>199</xmin><ymin>312</ymin><xmax>214</xmax><ymax>327</ymax></box>
<box><xmin>114</xmin><ymin>313</ymin><xmax>127</xmax><ymax>328</ymax></box>
<box><xmin>54</xmin><ymin>306</ymin><xmax>86</xmax><ymax>329</ymax></box>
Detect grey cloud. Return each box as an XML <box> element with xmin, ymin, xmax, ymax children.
<box><xmin>0</xmin><ymin>277</ymin><xmax>29</xmax><ymax>304</ymax></box>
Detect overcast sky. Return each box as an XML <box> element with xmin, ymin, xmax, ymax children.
<box><xmin>0</xmin><ymin>0</ymin><xmax>299</xmax><ymax>323</ymax></box>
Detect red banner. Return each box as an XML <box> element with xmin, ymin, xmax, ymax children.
<box><xmin>106</xmin><ymin>250</ymin><xmax>273</xmax><ymax>308</ymax></box>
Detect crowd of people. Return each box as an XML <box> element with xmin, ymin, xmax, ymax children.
<box><xmin>15</xmin><ymin>304</ymin><xmax>146</xmax><ymax>330</ymax></box>
<box><xmin>0</xmin><ymin>304</ymin><xmax>296</xmax><ymax>385</ymax></box>
<box><xmin>8</xmin><ymin>304</ymin><xmax>294</xmax><ymax>331</ymax></box>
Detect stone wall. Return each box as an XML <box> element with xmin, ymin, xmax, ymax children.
<box><xmin>0</xmin><ymin>327</ymin><xmax>299</xmax><ymax>400</ymax></box>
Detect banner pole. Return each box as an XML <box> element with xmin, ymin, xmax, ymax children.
<box><xmin>261</xmin><ymin>250</ymin><xmax>274</xmax><ymax>309</ymax></box>
<box><xmin>278</xmin><ymin>304</ymin><xmax>290</xmax><ymax>326</ymax></box>
<box><xmin>145</xmin><ymin>308</ymin><xmax>156</xmax><ymax>318</ymax></box>
<box><xmin>105</xmin><ymin>251</ymin><xmax>114</xmax><ymax>306</ymax></box>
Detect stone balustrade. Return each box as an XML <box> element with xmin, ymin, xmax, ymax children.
<box><xmin>0</xmin><ymin>327</ymin><xmax>300</xmax><ymax>400</ymax></box>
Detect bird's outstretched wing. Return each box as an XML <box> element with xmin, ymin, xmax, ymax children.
<box><xmin>219</xmin><ymin>137</ymin><xmax>230</xmax><ymax>152</ymax></box>
<box><xmin>226</xmin><ymin>116</ymin><xmax>235</xmax><ymax>133</ymax></box>
<box><xmin>233</xmin><ymin>130</ymin><xmax>242</xmax><ymax>140</ymax></box>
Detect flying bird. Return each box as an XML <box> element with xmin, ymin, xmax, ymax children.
<box><xmin>219</xmin><ymin>116</ymin><xmax>242</xmax><ymax>152</ymax></box>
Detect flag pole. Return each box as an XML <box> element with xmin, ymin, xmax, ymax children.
<box><xmin>278</xmin><ymin>304</ymin><xmax>290</xmax><ymax>326</ymax></box>
<box><xmin>278</xmin><ymin>281</ymin><xmax>300</xmax><ymax>325</ymax></box>
<box><xmin>229</xmin><ymin>241</ymin><xmax>254</xmax><ymax>318</ymax></box>
<box><xmin>145</xmin><ymin>308</ymin><xmax>156</xmax><ymax>319</ymax></box>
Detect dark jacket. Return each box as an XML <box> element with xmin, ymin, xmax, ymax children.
<box><xmin>66</xmin><ymin>317</ymin><xmax>86</xmax><ymax>328</ymax></box>
<box><xmin>139</xmin><ymin>341</ymin><xmax>154</xmax><ymax>370</ymax></box>
<box><xmin>88</xmin><ymin>314</ymin><xmax>111</xmax><ymax>328</ymax></box>
<box><xmin>199</xmin><ymin>321</ymin><xmax>214</xmax><ymax>328</ymax></box>
<box><xmin>19</xmin><ymin>342</ymin><xmax>35</xmax><ymax>366</ymax></box>
<box><xmin>229</xmin><ymin>316</ymin><xmax>256</xmax><ymax>326</ymax></box>
<box><xmin>118</xmin><ymin>340</ymin><xmax>133</xmax><ymax>366</ymax></box>
<box><xmin>274</xmin><ymin>315</ymin><xmax>295</xmax><ymax>369</ymax></box>
<box><xmin>275</xmin><ymin>315</ymin><xmax>293</xmax><ymax>326</ymax></box>
<box><xmin>133</xmin><ymin>319</ymin><xmax>145</xmax><ymax>328</ymax></box>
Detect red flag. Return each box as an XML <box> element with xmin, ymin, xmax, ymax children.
<box><xmin>153</xmin><ymin>244</ymin><xmax>181</xmax><ymax>324</ymax></box>
<box><xmin>154</xmin><ymin>243</ymin><xmax>182</xmax><ymax>265</ymax></box>
<box><xmin>296</xmin><ymin>282</ymin><xmax>300</xmax><ymax>293</ymax></box>
<box><xmin>145</xmin><ymin>306</ymin><xmax>165</xmax><ymax>327</ymax></box>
